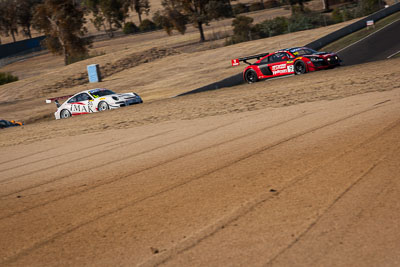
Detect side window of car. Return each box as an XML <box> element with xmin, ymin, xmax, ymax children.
<box><xmin>268</xmin><ymin>54</ymin><xmax>278</xmax><ymax>63</ymax></box>
<box><xmin>260</xmin><ymin>56</ymin><xmax>269</xmax><ymax>64</ymax></box>
<box><xmin>81</xmin><ymin>93</ymin><xmax>92</xmax><ymax>101</ymax></box>
<box><xmin>281</xmin><ymin>52</ymin><xmax>291</xmax><ymax>60</ymax></box>
<box><xmin>68</xmin><ymin>96</ymin><xmax>77</xmax><ymax>103</ymax></box>
<box><xmin>269</xmin><ymin>53</ymin><xmax>283</xmax><ymax>63</ymax></box>
<box><xmin>74</xmin><ymin>93</ymin><xmax>91</xmax><ymax>102</ymax></box>
<box><xmin>276</xmin><ymin>52</ymin><xmax>288</xmax><ymax>61</ymax></box>
<box><xmin>75</xmin><ymin>94</ymin><xmax>84</xmax><ymax>102</ymax></box>
<box><xmin>286</xmin><ymin>52</ymin><xmax>295</xmax><ymax>59</ymax></box>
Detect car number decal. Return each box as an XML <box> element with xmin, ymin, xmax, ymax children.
<box><xmin>271</xmin><ymin>64</ymin><xmax>286</xmax><ymax>71</ymax></box>
<box><xmin>272</xmin><ymin>69</ymin><xmax>288</xmax><ymax>75</ymax></box>
<box><xmin>70</xmin><ymin>104</ymin><xmax>95</xmax><ymax>113</ymax></box>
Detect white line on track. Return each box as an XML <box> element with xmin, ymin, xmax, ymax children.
<box><xmin>387</xmin><ymin>50</ymin><xmax>400</xmax><ymax>58</ymax></box>
<box><xmin>336</xmin><ymin>18</ymin><xmax>400</xmax><ymax>53</ymax></box>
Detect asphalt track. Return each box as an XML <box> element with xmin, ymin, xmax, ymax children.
<box><xmin>179</xmin><ymin>17</ymin><xmax>400</xmax><ymax>96</ymax></box>
<box><xmin>338</xmin><ymin>19</ymin><xmax>400</xmax><ymax>65</ymax></box>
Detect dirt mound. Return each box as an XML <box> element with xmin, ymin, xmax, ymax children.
<box><xmin>101</xmin><ymin>47</ymin><xmax>180</xmax><ymax>77</ymax></box>
<box><xmin>41</xmin><ymin>47</ymin><xmax>180</xmax><ymax>95</ymax></box>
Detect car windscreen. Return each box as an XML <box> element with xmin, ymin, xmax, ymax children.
<box><xmin>89</xmin><ymin>89</ymin><xmax>116</xmax><ymax>98</ymax></box>
<box><xmin>290</xmin><ymin>48</ymin><xmax>317</xmax><ymax>56</ymax></box>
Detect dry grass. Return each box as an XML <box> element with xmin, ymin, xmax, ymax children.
<box><xmin>0</xmin><ymin>18</ymin><xmax>356</xmax><ymax>103</ymax></box>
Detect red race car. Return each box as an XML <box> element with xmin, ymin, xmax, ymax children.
<box><xmin>231</xmin><ymin>47</ymin><xmax>341</xmax><ymax>84</ymax></box>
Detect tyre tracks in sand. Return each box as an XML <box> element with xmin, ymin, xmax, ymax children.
<box><xmin>1</xmin><ymin>92</ymin><xmax>400</xmax><ymax>266</ymax></box>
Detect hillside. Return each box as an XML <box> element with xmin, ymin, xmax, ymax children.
<box><xmin>0</xmin><ymin>17</ymin><xmax>357</xmax><ymax>124</ymax></box>
<box><xmin>0</xmin><ymin>0</ymin><xmax>307</xmax><ymax>44</ymax></box>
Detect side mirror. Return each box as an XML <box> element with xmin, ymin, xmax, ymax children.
<box><xmin>282</xmin><ymin>56</ymin><xmax>289</xmax><ymax>60</ymax></box>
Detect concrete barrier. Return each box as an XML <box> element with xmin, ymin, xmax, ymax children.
<box><xmin>0</xmin><ymin>36</ymin><xmax>46</xmax><ymax>59</ymax></box>
<box><xmin>177</xmin><ymin>73</ymin><xmax>244</xmax><ymax>97</ymax></box>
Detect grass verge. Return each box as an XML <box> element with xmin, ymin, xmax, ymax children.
<box><xmin>392</xmin><ymin>52</ymin><xmax>400</xmax><ymax>58</ymax></box>
<box><xmin>0</xmin><ymin>72</ymin><xmax>18</xmax><ymax>85</ymax></box>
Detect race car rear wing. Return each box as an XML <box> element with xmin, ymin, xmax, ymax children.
<box><xmin>231</xmin><ymin>53</ymin><xmax>269</xmax><ymax>66</ymax></box>
<box><xmin>46</xmin><ymin>95</ymin><xmax>73</xmax><ymax>108</ymax></box>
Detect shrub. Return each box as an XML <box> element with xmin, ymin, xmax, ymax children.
<box><xmin>355</xmin><ymin>0</ymin><xmax>382</xmax><ymax>17</ymax></box>
<box><xmin>342</xmin><ymin>8</ymin><xmax>355</xmax><ymax>21</ymax></box>
<box><xmin>258</xmin><ymin>16</ymin><xmax>289</xmax><ymax>37</ymax></box>
<box><xmin>225</xmin><ymin>9</ymin><xmax>342</xmax><ymax>46</ymax></box>
<box><xmin>249</xmin><ymin>2</ymin><xmax>265</xmax><ymax>12</ymax></box>
<box><xmin>232</xmin><ymin>3</ymin><xmax>249</xmax><ymax>15</ymax></box>
<box><xmin>139</xmin><ymin>19</ymin><xmax>157</xmax><ymax>32</ymax></box>
<box><xmin>152</xmin><ymin>11</ymin><xmax>165</xmax><ymax>30</ymax></box>
<box><xmin>264</xmin><ymin>0</ymin><xmax>280</xmax><ymax>9</ymax></box>
<box><xmin>331</xmin><ymin>8</ymin><xmax>343</xmax><ymax>23</ymax></box>
<box><xmin>252</xmin><ymin>23</ymin><xmax>266</xmax><ymax>38</ymax></box>
<box><xmin>0</xmin><ymin>72</ymin><xmax>18</xmax><ymax>85</ymax></box>
<box><xmin>287</xmin><ymin>14</ymin><xmax>312</xmax><ymax>32</ymax></box>
<box><xmin>123</xmin><ymin>22</ymin><xmax>139</xmax><ymax>34</ymax></box>
<box><xmin>331</xmin><ymin>7</ymin><xmax>354</xmax><ymax>23</ymax></box>
<box><xmin>228</xmin><ymin>15</ymin><xmax>256</xmax><ymax>44</ymax></box>
<box><xmin>288</xmin><ymin>12</ymin><xmax>331</xmax><ymax>32</ymax></box>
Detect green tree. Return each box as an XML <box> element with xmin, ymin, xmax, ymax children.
<box><xmin>153</xmin><ymin>10</ymin><xmax>168</xmax><ymax>30</ymax></box>
<box><xmin>356</xmin><ymin>0</ymin><xmax>381</xmax><ymax>16</ymax></box>
<box><xmin>123</xmin><ymin>21</ymin><xmax>139</xmax><ymax>34</ymax></box>
<box><xmin>159</xmin><ymin>2</ymin><xmax>188</xmax><ymax>35</ymax></box>
<box><xmin>231</xmin><ymin>15</ymin><xmax>254</xmax><ymax>43</ymax></box>
<box><xmin>33</xmin><ymin>0</ymin><xmax>91</xmax><ymax>65</ymax></box>
<box><xmin>289</xmin><ymin>0</ymin><xmax>305</xmax><ymax>14</ymax></box>
<box><xmin>16</xmin><ymin>0</ymin><xmax>43</xmax><ymax>39</ymax></box>
<box><xmin>0</xmin><ymin>0</ymin><xmax>19</xmax><ymax>42</ymax></box>
<box><xmin>258</xmin><ymin>16</ymin><xmax>288</xmax><ymax>37</ymax></box>
<box><xmin>160</xmin><ymin>0</ymin><xmax>233</xmax><ymax>42</ymax></box>
<box><xmin>139</xmin><ymin>19</ymin><xmax>156</xmax><ymax>31</ymax></box>
<box><xmin>128</xmin><ymin>0</ymin><xmax>150</xmax><ymax>24</ymax></box>
<box><xmin>322</xmin><ymin>0</ymin><xmax>330</xmax><ymax>12</ymax></box>
<box><xmin>84</xmin><ymin>0</ymin><xmax>128</xmax><ymax>37</ymax></box>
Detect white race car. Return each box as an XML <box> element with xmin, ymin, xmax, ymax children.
<box><xmin>46</xmin><ymin>88</ymin><xmax>143</xmax><ymax>119</ymax></box>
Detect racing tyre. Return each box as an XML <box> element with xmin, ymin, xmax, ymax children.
<box><xmin>294</xmin><ymin>60</ymin><xmax>307</xmax><ymax>75</ymax></box>
<box><xmin>60</xmin><ymin>109</ymin><xmax>71</xmax><ymax>119</ymax></box>
<box><xmin>98</xmin><ymin>101</ymin><xmax>109</xmax><ymax>112</ymax></box>
<box><xmin>245</xmin><ymin>70</ymin><xmax>258</xmax><ymax>84</ymax></box>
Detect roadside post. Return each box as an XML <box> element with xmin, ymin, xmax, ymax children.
<box><xmin>366</xmin><ymin>20</ymin><xmax>375</xmax><ymax>29</ymax></box>
<box><xmin>87</xmin><ymin>64</ymin><xmax>102</xmax><ymax>83</ymax></box>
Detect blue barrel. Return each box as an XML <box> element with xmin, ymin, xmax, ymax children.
<box><xmin>87</xmin><ymin>64</ymin><xmax>102</xmax><ymax>83</ymax></box>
